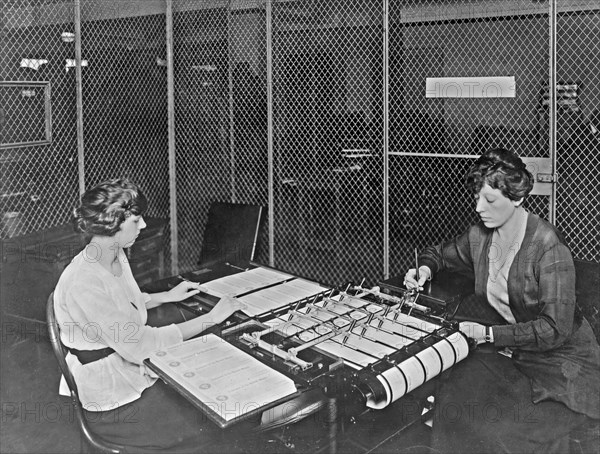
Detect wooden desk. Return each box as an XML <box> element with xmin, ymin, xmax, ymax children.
<box><xmin>1</xmin><ymin>224</ymin><xmax>86</xmax><ymax>322</ymax></box>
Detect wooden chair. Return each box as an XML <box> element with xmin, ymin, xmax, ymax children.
<box><xmin>46</xmin><ymin>292</ymin><xmax>126</xmax><ymax>453</ymax></box>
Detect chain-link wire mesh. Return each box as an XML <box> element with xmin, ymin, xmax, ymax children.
<box><xmin>171</xmin><ymin>1</ymin><xmax>268</xmax><ymax>273</ymax></box>
<box><xmin>555</xmin><ymin>9</ymin><xmax>600</xmax><ymax>260</ymax></box>
<box><xmin>79</xmin><ymin>4</ymin><xmax>169</xmax><ymax>209</ymax></box>
<box><xmin>76</xmin><ymin>3</ymin><xmax>171</xmax><ymax>274</ymax></box>
<box><xmin>271</xmin><ymin>0</ymin><xmax>384</xmax><ymax>287</ymax></box>
<box><xmin>1</xmin><ymin>0</ymin><xmax>79</xmax><ymax>238</ymax></box>
<box><xmin>2</xmin><ymin>1</ymin><xmax>598</xmax><ymax>283</ymax></box>
<box><xmin>388</xmin><ymin>1</ymin><xmax>553</xmax><ymax>277</ymax></box>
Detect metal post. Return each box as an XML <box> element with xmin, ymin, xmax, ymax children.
<box><xmin>228</xmin><ymin>1</ymin><xmax>236</xmax><ymax>203</ymax></box>
<box><xmin>74</xmin><ymin>0</ymin><xmax>85</xmax><ymax>197</ymax></box>
<box><xmin>383</xmin><ymin>0</ymin><xmax>390</xmax><ymax>279</ymax></box>
<box><xmin>548</xmin><ymin>0</ymin><xmax>557</xmax><ymax>223</ymax></box>
<box><xmin>266</xmin><ymin>0</ymin><xmax>275</xmax><ymax>267</ymax></box>
<box><xmin>327</xmin><ymin>396</ymin><xmax>338</xmax><ymax>454</ymax></box>
<box><xmin>166</xmin><ymin>0</ymin><xmax>178</xmax><ymax>275</ymax></box>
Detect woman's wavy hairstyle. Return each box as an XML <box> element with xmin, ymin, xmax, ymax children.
<box><xmin>466</xmin><ymin>148</ymin><xmax>534</xmax><ymax>202</ymax></box>
<box><xmin>73</xmin><ymin>179</ymin><xmax>147</xmax><ymax>238</ymax></box>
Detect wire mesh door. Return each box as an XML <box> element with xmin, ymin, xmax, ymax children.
<box><xmin>1</xmin><ymin>0</ymin><xmax>79</xmax><ymax>238</ymax></box>
<box><xmin>555</xmin><ymin>8</ymin><xmax>600</xmax><ymax>261</ymax></box>
<box><xmin>167</xmin><ymin>0</ymin><xmax>600</xmax><ymax>275</ymax></box>
<box><xmin>171</xmin><ymin>1</ymin><xmax>268</xmax><ymax>273</ymax></box>
<box><xmin>271</xmin><ymin>0</ymin><xmax>384</xmax><ymax>287</ymax></box>
<box><xmin>2</xmin><ymin>0</ymin><xmax>598</xmax><ymax>278</ymax></box>
<box><xmin>387</xmin><ymin>1</ymin><xmax>554</xmax><ymax>277</ymax></box>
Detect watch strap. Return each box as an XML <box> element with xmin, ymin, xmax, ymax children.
<box><xmin>485</xmin><ymin>326</ymin><xmax>494</xmax><ymax>343</ymax></box>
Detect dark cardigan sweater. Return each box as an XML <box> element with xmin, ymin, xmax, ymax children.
<box><xmin>419</xmin><ymin>213</ymin><xmax>600</xmax><ymax>418</ymax></box>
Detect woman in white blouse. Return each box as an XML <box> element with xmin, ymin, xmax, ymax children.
<box><xmin>54</xmin><ymin>178</ymin><xmax>245</xmax><ymax>452</ymax></box>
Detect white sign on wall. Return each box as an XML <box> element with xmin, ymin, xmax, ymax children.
<box><xmin>425</xmin><ymin>76</ymin><xmax>516</xmax><ymax>98</ymax></box>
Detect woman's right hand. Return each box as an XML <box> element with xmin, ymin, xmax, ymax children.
<box><xmin>403</xmin><ymin>266</ymin><xmax>432</xmax><ymax>290</ymax></box>
<box><xmin>210</xmin><ymin>296</ymin><xmax>247</xmax><ymax>324</ymax></box>
<box><xmin>178</xmin><ymin>296</ymin><xmax>248</xmax><ymax>340</ymax></box>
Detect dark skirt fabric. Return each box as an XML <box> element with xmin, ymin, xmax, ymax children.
<box><xmin>431</xmin><ymin>344</ymin><xmax>589</xmax><ymax>454</ymax></box>
<box><xmin>513</xmin><ymin>319</ymin><xmax>600</xmax><ymax>420</ymax></box>
<box><xmin>452</xmin><ymin>293</ymin><xmax>600</xmax><ymax>420</ymax></box>
<box><xmin>84</xmin><ymin>379</ymin><xmax>253</xmax><ymax>453</ymax></box>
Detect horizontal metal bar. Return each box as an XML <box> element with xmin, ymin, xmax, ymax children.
<box><xmin>388</xmin><ymin>152</ymin><xmax>480</xmax><ymax>159</ymax></box>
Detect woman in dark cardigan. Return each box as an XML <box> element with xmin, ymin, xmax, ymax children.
<box><xmin>404</xmin><ymin>148</ymin><xmax>599</xmax><ymax>453</ymax></box>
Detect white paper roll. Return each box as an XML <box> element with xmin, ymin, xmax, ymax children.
<box><xmin>398</xmin><ymin>356</ymin><xmax>426</xmax><ymax>393</ymax></box>
<box><xmin>366</xmin><ymin>365</ymin><xmax>407</xmax><ymax>409</ymax></box>
<box><xmin>433</xmin><ymin>337</ymin><xmax>457</xmax><ymax>372</ymax></box>
<box><xmin>366</xmin><ymin>373</ymin><xmax>393</xmax><ymax>409</ymax></box>
<box><xmin>366</xmin><ymin>331</ymin><xmax>470</xmax><ymax>410</ymax></box>
<box><xmin>381</xmin><ymin>365</ymin><xmax>407</xmax><ymax>402</ymax></box>
<box><xmin>415</xmin><ymin>345</ymin><xmax>443</xmax><ymax>380</ymax></box>
<box><xmin>446</xmin><ymin>332</ymin><xmax>469</xmax><ymax>362</ymax></box>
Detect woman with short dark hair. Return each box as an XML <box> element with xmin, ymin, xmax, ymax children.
<box><xmin>73</xmin><ymin>178</ymin><xmax>148</xmax><ymax>238</ymax></box>
<box><xmin>54</xmin><ymin>178</ymin><xmax>246</xmax><ymax>452</ymax></box>
<box><xmin>404</xmin><ymin>148</ymin><xmax>600</xmax><ymax>453</ymax></box>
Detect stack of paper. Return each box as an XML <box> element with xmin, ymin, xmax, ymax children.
<box><xmin>148</xmin><ymin>334</ymin><xmax>297</xmax><ymax>424</ymax></box>
<box><xmin>201</xmin><ymin>267</ymin><xmax>294</xmax><ymax>298</ymax></box>
<box><xmin>239</xmin><ymin>278</ymin><xmax>326</xmax><ymax>316</ymax></box>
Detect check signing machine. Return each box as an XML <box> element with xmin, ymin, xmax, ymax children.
<box><xmin>145</xmin><ymin>265</ymin><xmax>472</xmax><ymax>452</ymax></box>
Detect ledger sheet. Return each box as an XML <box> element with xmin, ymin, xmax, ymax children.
<box><xmin>148</xmin><ymin>334</ymin><xmax>297</xmax><ymax>423</ymax></box>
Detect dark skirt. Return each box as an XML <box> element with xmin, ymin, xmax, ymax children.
<box><xmin>84</xmin><ymin>379</ymin><xmax>254</xmax><ymax>453</ymax></box>
<box><xmin>431</xmin><ymin>344</ymin><xmax>588</xmax><ymax>454</ymax></box>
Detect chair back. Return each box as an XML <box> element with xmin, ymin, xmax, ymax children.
<box><xmin>574</xmin><ymin>259</ymin><xmax>600</xmax><ymax>343</ymax></box>
<box><xmin>46</xmin><ymin>293</ymin><xmax>79</xmax><ymax>393</ymax></box>
<box><xmin>46</xmin><ymin>292</ymin><xmax>125</xmax><ymax>454</ymax></box>
<box><xmin>198</xmin><ymin>202</ymin><xmax>265</xmax><ymax>268</ymax></box>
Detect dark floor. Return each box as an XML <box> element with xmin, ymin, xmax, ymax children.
<box><xmin>0</xmin><ymin>315</ymin><xmax>435</xmax><ymax>454</ymax></box>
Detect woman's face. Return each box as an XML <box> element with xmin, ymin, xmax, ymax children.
<box><xmin>115</xmin><ymin>214</ymin><xmax>146</xmax><ymax>248</ymax></box>
<box><xmin>475</xmin><ymin>184</ymin><xmax>521</xmax><ymax>230</ymax></box>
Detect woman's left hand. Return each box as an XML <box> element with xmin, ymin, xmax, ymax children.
<box><xmin>166</xmin><ymin>281</ymin><xmax>205</xmax><ymax>302</ymax></box>
<box><xmin>459</xmin><ymin>321</ymin><xmax>487</xmax><ymax>344</ymax></box>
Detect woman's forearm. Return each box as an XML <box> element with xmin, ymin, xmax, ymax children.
<box><xmin>176</xmin><ymin>312</ymin><xmax>222</xmax><ymax>340</ymax></box>
<box><xmin>146</xmin><ymin>291</ymin><xmax>171</xmax><ymax>309</ymax></box>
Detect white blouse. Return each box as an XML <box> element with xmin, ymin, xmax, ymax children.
<box><xmin>486</xmin><ymin>211</ymin><xmax>529</xmax><ymax>324</ymax></box>
<box><xmin>54</xmin><ymin>246</ymin><xmax>183</xmax><ymax>411</ymax></box>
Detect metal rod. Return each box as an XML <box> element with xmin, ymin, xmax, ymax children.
<box><xmin>548</xmin><ymin>0</ymin><xmax>557</xmax><ymax>223</ymax></box>
<box><xmin>241</xmin><ymin>333</ymin><xmax>312</xmax><ymax>370</ymax></box>
<box><xmin>388</xmin><ymin>151</ymin><xmax>481</xmax><ymax>159</ymax></box>
<box><xmin>383</xmin><ymin>0</ymin><xmax>390</xmax><ymax>279</ymax></box>
<box><xmin>227</xmin><ymin>1</ymin><xmax>236</xmax><ymax>202</ymax></box>
<box><xmin>266</xmin><ymin>0</ymin><xmax>275</xmax><ymax>267</ymax></box>
<box><xmin>74</xmin><ymin>0</ymin><xmax>85</xmax><ymax>198</ymax></box>
<box><xmin>166</xmin><ymin>0</ymin><xmax>178</xmax><ymax>275</ymax></box>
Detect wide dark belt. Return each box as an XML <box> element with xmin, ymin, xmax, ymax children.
<box><xmin>68</xmin><ymin>346</ymin><xmax>115</xmax><ymax>365</ymax></box>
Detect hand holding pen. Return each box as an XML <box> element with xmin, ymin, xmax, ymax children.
<box><xmin>403</xmin><ymin>248</ymin><xmax>432</xmax><ymax>291</ymax></box>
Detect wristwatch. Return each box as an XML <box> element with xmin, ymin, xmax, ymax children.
<box><xmin>485</xmin><ymin>326</ymin><xmax>494</xmax><ymax>343</ymax></box>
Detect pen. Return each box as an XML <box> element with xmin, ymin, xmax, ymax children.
<box><xmin>225</xmin><ymin>262</ymin><xmax>248</xmax><ymax>271</ymax></box>
<box><xmin>415</xmin><ymin>248</ymin><xmax>420</xmax><ymax>285</ymax></box>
